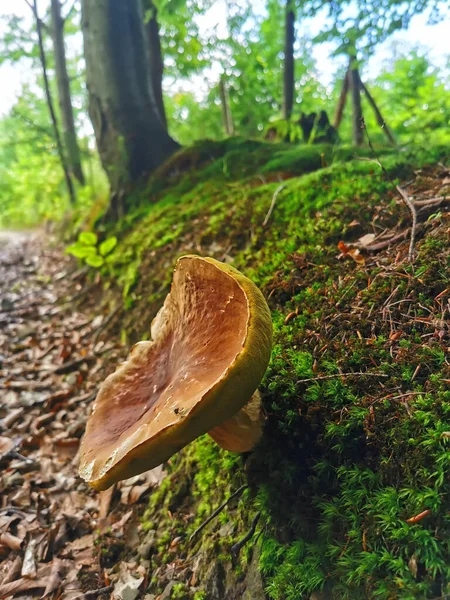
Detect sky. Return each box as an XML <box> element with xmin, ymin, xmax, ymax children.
<box><xmin>0</xmin><ymin>0</ymin><xmax>449</xmax><ymax>117</ymax></box>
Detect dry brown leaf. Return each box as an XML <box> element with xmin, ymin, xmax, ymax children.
<box><xmin>21</xmin><ymin>538</ymin><xmax>38</xmax><ymax>578</ymax></box>
<box><xmin>358</xmin><ymin>233</ymin><xmax>376</xmax><ymax>247</ymax></box>
<box><xmin>69</xmin><ymin>534</ymin><xmax>94</xmax><ymax>552</ymax></box>
<box><xmin>0</xmin><ymin>531</ymin><xmax>23</xmax><ymax>551</ymax></box>
<box><xmin>337</xmin><ymin>241</ymin><xmax>366</xmax><ymax>266</ymax></box>
<box><xmin>0</xmin><ymin>563</ymin><xmax>52</xmax><ymax>597</ymax></box>
<box><xmin>41</xmin><ymin>558</ymin><xmax>64</xmax><ymax>598</ymax></box>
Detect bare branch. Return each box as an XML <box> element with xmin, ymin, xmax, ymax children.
<box><xmin>189</xmin><ymin>485</ymin><xmax>248</xmax><ymax>542</ymax></box>
<box><xmin>297</xmin><ymin>372</ymin><xmax>389</xmax><ymax>384</ymax></box>
<box><xmin>22</xmin><ymin>0</ymin><xmax>36</xmax><ymax>15</ymax></box>
<box><xmin>63</xmin><ymin>0</ymin><xmax>78</xmax><ymax>23</ymax></box>
<box><xmin>263</xmin><ymin>184</ymin><xmax>286</xmax><ymax>227</ymax></box>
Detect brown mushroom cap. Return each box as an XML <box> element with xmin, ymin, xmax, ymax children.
<box><xmin>79</xmin><ymin>255</ymin><xmax>272</xmax><ymax>490</ymax></box>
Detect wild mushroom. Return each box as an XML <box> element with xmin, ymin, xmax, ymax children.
<box><xmin>79</xmin><ymin>255</ymin><xmax>272</xmax><ymax>490</ymax></box>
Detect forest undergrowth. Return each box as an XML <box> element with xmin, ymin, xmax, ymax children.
<box><xmin>2</xmin><ymin>136</ymin><xmax>450</xmax><ymax>599</ymax></box>
<box><xmin>91</xmin><ymin>136</ymin><xmax>450</xmax><ymax>600</ymax></box>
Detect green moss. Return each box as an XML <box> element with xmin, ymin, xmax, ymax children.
<box><xmin>102</xmin><ymin>137</ymin><xmax>450</xmax><ymax>599</ymax></box>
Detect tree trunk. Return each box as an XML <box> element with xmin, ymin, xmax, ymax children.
<box><xmin>283</xmin><ymin>0</ymin><xmax>295</xmax><ymax>121</ymax></box>
<box><xmin>349</xmin><ymin>55</ymin><xmax>363</xmax><ymax>146</ymax></box>
<box><xmin>81</xmin><ymin>0</ymin><xmax>179</xmax><ymax>201</ymax></box>
<box><xmin>357</xmin><ymin>74</ymin><xmax>396</xmax><ymax>146</ymax></box>
<box><xmin>33</xmin><ymin>0</ymin><xmax>76</xmax><ymax>205</ymax></box>
<box><xmin>143</xmin><ymin>0</ymin><xmax>166</xmax><ymax>128</ymax></box>
<box><xmin>333</xmin><ymin>63</ymin><xmax>350</xmax><ymax>130</ymax></box>
<box><xmin>219</xmin><ymin>77</ymin><xmax>234</xmax><ymax>136</ymax></box>
<box><xmin>51</xmin><ymin>0</ymin><xmax>85</xmax><ymax>185</ymax></box>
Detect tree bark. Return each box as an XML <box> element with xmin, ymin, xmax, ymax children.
<box><xmin>349</xmin><ymin>55</ymin><xmax>363</xmax><ymax>146</ymax></box>
<box><xmin>50</xmin><ymin>0</ymin><xmax>85</xmax><ymax>185</ymax></box>
<box><xmin>81</xmin><ymin>0</ymin><xmax>179</xmax><ymax>201</ymax></box>
<box><xmin>219</xmin><ymin>77</ymin><xmax>234</xmax><ymax>136</ymax></box>
<box><xmin>333</xmin><ymin>64</ymin><xmax>350</xmax><ymax>130</ymax></box>
<box><xmin>357</xmin><ymin>74</ymin><xmax>396</xmax><ymax>146</ymax></box>
<box><xmin>283</xmin><ymin>0</ymin><xmax>295</xmax><ymax>121</ymax></box>
<box><xmin>32</xmin><ymin>0</ymin><xmax>76</xmax><ymax>205</ymax></box>
<box><xmin>143</xmin><ymin>0</ymin><xmax>166</xmax><ymax>128</ymax></box>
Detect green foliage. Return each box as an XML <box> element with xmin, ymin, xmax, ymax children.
<box><xmin>66</xmin><ymin>233</ymin><xmax>117</xmax><ymax>268</ymax></box>
<box><xmin>370</xmin><ymin>47</ymin><xmax>450</xmax><ymax>141</ymax></box>
<box><xmin>312</xmin><ymin>0</ymin><xmax>445</xmax><ymax>57</ymax></box>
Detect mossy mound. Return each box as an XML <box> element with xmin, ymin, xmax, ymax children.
<box><xmin>98</xmin><ymin>136</ymin><xmax>450</xmax><ymax>599</ymax></box>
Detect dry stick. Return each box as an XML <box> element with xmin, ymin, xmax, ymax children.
<box><xmin>189</xmin><ymin>484</ymin><xmax>248</xmax><ymax>542</ymax></box>
<box><xmin>69</xmin><ymin>586</ymin><xmax>113</xmax><ymax>600</ymax></box>
<box><xmin>362</xmin><ymin>122</ymin><xmax>418</xmax><ymax>262</ymax></box>
<box><xmin>231</xmin><ymin>511</ymin><xmax>261</xmax><ymax>558</ymax></box>
<box><xmin>263</xmin><ymin>184</ymin><xmax>286</xmax><ymax>227</ymax></box>
<box><xmin>297</xmin><ymin>372</ymin><xmax>388</xmax><ymax>384</ymax></box>
<box><xmin>395</xmin><ymin>184</ymin><xmax>418</xmax><ymax>262</ymax></box>
<box><xmin>92</xmin><ymin>305</ymin><xmax>121</xmax><ymax>344</ymax></box>
<box><xmin>25</xmin><ymin>0</ymin><xmax>75</xmax><ymax>205</ymax></box>
<box><xmin>357</xmin><ymin>74</ymin><xmax>396</xmax><ymax>146</ymax></box>
<box><xmin>362</xmin><ymin>229</ymin><xmax>411</xmax><ymax>252</ymax></box>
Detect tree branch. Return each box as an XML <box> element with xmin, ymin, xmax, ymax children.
<box><xmin>63</xmin><ymin>0</ymin><xmax>78</xmax><ymax>24</ymax></box>
<box><xmin>22</xmin><ymin>0</ymin><xmax>36</xmax><ymax>15</ymax></box>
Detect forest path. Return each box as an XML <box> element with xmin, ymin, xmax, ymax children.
<box><xmin>0</xmin><ymin>233</ymin><xmax>163</xmax><ymax>598</ymax></box>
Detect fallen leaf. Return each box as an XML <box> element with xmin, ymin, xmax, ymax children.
<box><xmin>358</xmin><ymin>233</ymin><xmax>376</xmax><ymax>247</ymax></box>
<box><xmin>21</xmin><ymin>539</ymin><xmax>38</xmax><ymax>578</ymax></box>
<box><xmin>337</xmin><ymin>241</ymin><xmax>366</xmax><ymax>266</ymax></box>
<box><xmin>113</xmin><ymin>572</ymin><xmax>144</xmax><ymax>600</ymax></box>
<box><xmin>0</xmin><ymin>532</ymin><xmax>23</xmax><ymax>551</ymax></box>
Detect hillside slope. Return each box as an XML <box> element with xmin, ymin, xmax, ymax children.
<box><xmin>92</xmin><ymin>138</ymin><xmax>450</xmax><ymax>599</ymax></box>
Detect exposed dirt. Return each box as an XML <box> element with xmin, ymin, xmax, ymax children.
<box><xmin>0</xmin><ymin>232</ymin><xmax>165</xmax><ymax>599</ymax></box>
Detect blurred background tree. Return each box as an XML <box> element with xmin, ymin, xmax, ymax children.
<box><xmin>0</xmin><ymin>0</ymin><xmax>448</xmax><ymax>224</ymax></box>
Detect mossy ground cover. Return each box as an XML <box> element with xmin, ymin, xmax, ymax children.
<box><xmin>94</xmin><ymin>136</ymin><xmax>450</xmax><ymax>599</ymax></box>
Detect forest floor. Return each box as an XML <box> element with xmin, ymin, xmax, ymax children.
<box><xmin>0</xmin><ymin>231</ymin><xmax>166</xmax><ymax>599</ymax></box>
<box><xmin>1</xmin><ymin>138</ymin><xmax>450</xmax><ymax>600</ymax></box>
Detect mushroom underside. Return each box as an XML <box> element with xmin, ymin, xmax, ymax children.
<box><xmin>80</xmin><ymin>256</ymin><xmax>267</xmax><ymax>488</ymax></box>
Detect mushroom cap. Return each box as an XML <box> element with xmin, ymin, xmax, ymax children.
<box><xmin>79</xmin><ymin>255</ymin><xmax>272</xmax><ymax>490</ymax></box>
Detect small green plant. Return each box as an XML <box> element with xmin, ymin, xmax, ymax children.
<box><xmin>66</xmin><ymin>232</ymin><xmax>117</xmax><ymax>268</ymax></box>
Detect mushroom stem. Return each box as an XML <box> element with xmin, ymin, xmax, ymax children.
<box><xmin>208</xmin><ymin>390</ymin><xmax>264</xmax><ymax>453</ymax></box>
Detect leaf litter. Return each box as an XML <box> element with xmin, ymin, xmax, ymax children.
<box><xmin>0</xmin><ymin>232</ymin><xmax>166</xmax><ymax>599</ymax></box>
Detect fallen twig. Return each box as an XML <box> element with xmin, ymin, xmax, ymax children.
<box><xmin>53</xmin><ymin>355</ymin><xmax>96</xmax><ymax>375</ymax></box>
<box><xmin>395</xmin><ymin>185</ymin><xmax>418</xmax><ymax>261</ymax></box>
<box><xmin>68</xmin><ymin>389</ymin><xmax>97</xmax><ymax>407</ymax></box>
<box><xmin>189</xmin><ymin>484</ymin><xmax>248</xmax><ymax>542</ymax></box>
<box><xmin>92</xmin><ymin>305</ymin><xmax>121</xmax><ymax>344</ymax></box>
<box><xmin>0</xmin><ymin>379</ymin><xmax>53</xmax><ymax>392</ymax></box>
<box><xmin>297</xmin><ymin>372</ymin><xmax>388</xmax><ymax>384</ymax></box>
<box><xmin>363</xmin><ymin>229</ymin><xmax>410</xmax><ymax>251</ymax></box>
<box><xmin>68</xmin><ymin>585</ymin><xmax>113</xmax><ymax>600</ymax></box>
<box><xmin>361</xmin><ymin>120</ymin><xmax>418</xmax><ymax>262</ymax></box>
<box><xmin>231</xmin><ymin>511</ymin><xmax>261</xmax><ymax>558</ymax></box>
<box><xmin>263</xmin><ymin>184</ymin><xmax>286</xmax><ymax>227</ymax></box>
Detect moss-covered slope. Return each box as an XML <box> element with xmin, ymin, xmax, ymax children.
<box><xmin>99</xmin><ymin>138</ymin><xmax>450</xmax><ymax>599</ymax></box>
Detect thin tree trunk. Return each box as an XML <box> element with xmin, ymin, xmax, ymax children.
<box><xmin>143</xmin><ymin>0</ymin><xmax>166</xmax><ymax>128</ymax></box>
<box><xmin>81</xmin><ymin>0</ymin><xmax>179</xmax><ymax>205</ymax></box>
<box><xmin>349</xmin><ymin>55</ymin><xmax>363</xmax><ymax>146</ymax></box>
<box><xmin>219</xmin><ymin>77</ymin><xmax>234</xmax><ymax>136</ymax></box>
<box><xmin>357</xmin><ymin>74</ymin><xmax>396</xmax><ymax>146</ymax></box>
<box><xmin>333</xmin><ymin>64</ymin><xmax>350</xmax><ymax>130</ymax></box>
<box><xmin>32</xmin><ymin>0</ymin><xmax>76</xmax><ymax>205</ymax></box>
<box><xmin>51</xmin><ymin>0</ymin><xmax>85</xmax><ymax>184</ymax></box>
<box><xmin>283</xmin><ymin>0</ymin><xmax>295</xmax><ymax>121</ymax></box>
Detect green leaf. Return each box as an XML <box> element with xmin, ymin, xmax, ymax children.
<box><xmin>79</xmin><ymin>231</ymin><xmax>98</xmax><ymax>246</ymax></box>
<box><xmin>99</xmin><ymin>236</ymin><xmax>117</xmax><ymax>257</ymax></box>
<box><xmin>66</xmin><ymin>244</ymin><xmax>97</xmax><ymax>259</ymax></box>
<box><xmin>85</xmin><ymin>255</ymin><xmax>104</xmax><ymax>268</ymax></box>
